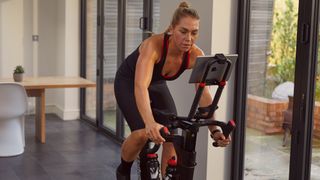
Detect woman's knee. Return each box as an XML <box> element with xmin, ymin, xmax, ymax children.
<box><xmin>130</xmin><ymin>129</ymin><xmax>148</xmax><ymax>146</ymax></box>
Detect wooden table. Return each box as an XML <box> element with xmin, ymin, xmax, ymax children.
<box><xmin>0</xmin><ymin>76</ymin><xmax>96</xmax><ymax>143</ymax></box>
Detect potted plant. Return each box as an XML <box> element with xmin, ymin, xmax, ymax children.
<box><xmin>13</xmin><ymin>65</ymin><xmax>25</xmax><ymax>82</ymax></box>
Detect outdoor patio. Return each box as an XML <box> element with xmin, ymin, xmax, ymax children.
<box><xmin>245</xmin><ymin>128</ymin><xmax>320</xmax><ymax>180</ymax></box>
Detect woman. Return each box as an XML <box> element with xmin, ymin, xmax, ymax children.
<box><xmin>114</xmin><ymin>2</ymin><xmax>231</xmax><ymax>179</ymax></box>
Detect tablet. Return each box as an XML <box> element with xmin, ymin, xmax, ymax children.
<box><xmin>188</xmin><ymin>54</ymin><xmax>238</xmax><ymax>84</ymax></box>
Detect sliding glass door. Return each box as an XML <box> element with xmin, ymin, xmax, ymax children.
<box><xmin>234</xmin><ymin>0</ymin><xmax>320</xmax><ymax>179</ymax></box>
<box><xmin>242</xmin><ymin>1</ymin><xmax>298</xmax><ymax>179</ymax></box>
<box><xmin>101</xmin><ymin>0</ymin><xmax>118</xmax><ymax>133</ymax></box>
<box><xmin>80</xmin><ymin>0</ymin><xmax>97</xmax><ymax>123</ymax></box>
<box><xmin>122</xmin><ymin>0</ymin><xmax>144</xmax><ymax>137</ymax></box>
<box><xmin>81</xmin><ymin>0</ymin><xmax>160</xmax><ymax>140</ymax></box>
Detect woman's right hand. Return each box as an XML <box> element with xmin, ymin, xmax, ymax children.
<box><xmin>145</xmin><ymin>121</ymin><xmax>166</xmax><ymax>144</ymax></box>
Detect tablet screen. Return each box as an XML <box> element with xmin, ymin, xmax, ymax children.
<box><xmin>189</xmin><ymin>54</ymin><xmax>238</xmax><ymax>84</ymax></box>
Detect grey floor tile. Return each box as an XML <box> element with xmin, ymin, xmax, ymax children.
<box><xmin>0</xmin><ymin>114</ymin><xmax>132</xmax><ymax>180</ymax></box>
<box><xmin>0</xmin><ymin>169</ymin><xmax>20</xmax><ymax>180</ymax></box>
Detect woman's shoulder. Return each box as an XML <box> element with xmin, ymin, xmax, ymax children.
<box><xmin>139</xmin><ymin>33</ymin><xmax>165</xmax><ymax>54</ymax></box>
<box><xmin>142</xmin><ymin>33</ymin><xmax>165</xmax><ymax>46</ymax></box>
<box><xmin>190</xmin><ymin>44</ymin><xmax>204</xmax><ymax>56</ymax></box>
<box><xmin>137</xmin><ymin>33</ymin><xmax>166</xmax><ymax>63</ymax></box>
<box><xmin>188</xmin><ymin>44</ymin><xmax>205</xmax><ymax>69</ymax></box>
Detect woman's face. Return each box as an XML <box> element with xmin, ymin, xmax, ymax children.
<box><xmin>171</xmin><ymin>16</ymin><xmax>200</xmax><ymax>52</ymax></box>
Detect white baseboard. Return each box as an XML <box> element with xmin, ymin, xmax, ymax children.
<box><xmin>46</xmin><ymin>104</ymin><xmax>80</xmax><ymax>120</ymax></box>
<box><xmin>26</xmin><ymin>103</ymin><xmax>80</xmax><ymax>120</ymax></box>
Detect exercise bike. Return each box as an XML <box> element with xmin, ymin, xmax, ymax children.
<box><xmin>138</xmin><ymin>54</ymin><xmax>238</xmax><ymax>180</ymax></box>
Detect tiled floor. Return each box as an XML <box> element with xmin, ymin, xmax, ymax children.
<box><xmin>5</xmin><ymin>114</ymin><xmax>320</xmax><ymax>180</ymax></box>
<box><xmin>0</xmin><ymin>114</ymin><xmax>137</xmax><ymax>180</ymax></box>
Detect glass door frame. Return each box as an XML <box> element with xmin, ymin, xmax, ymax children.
<box><xmin>80</xmin><ymin>0</ymin><xmax>155</xmax><ymax>142</ymax></box>
<box><xmin>233</xmin><ymin>0</ymin><xmax>320</xmax><ymax>179</ymax></box>
<box><xmin>80</xmin><ymin>0</ymin><xmax>96</xmax><ymax>126</ymax></box>
<box><xmin>289</xmin><ymin>0</ymin><xmax>319</xmax><ymax>179</ymax></box>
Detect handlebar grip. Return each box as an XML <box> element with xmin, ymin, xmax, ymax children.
<box><xmin>212</xmin><ymin>120</ymin><xmax>236</xmax><ymax>147</ymax></box>
<box><xmin>160</xmin><ymin>127</ymin><xmax>170</xmax><ymax>138</ymax></box>
<box><xmin>222</xmin><ymin>120</ymin><xmax>236</xmax><ymax>137</ymax></box>
<box><xmin>212</xmin><ymin>142</ymin><xmax>219</xmax><ymax>147</ymax></box>
<box><xmin>144</xmin><ymin>127</ymin><xmax>170</xmax><ymax>154</ymax></box>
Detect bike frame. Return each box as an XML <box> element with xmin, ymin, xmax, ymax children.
<box><xmin>141</xmin><ymin>54</ymin><xmax>237</xmax><ymax>180</ymax></box>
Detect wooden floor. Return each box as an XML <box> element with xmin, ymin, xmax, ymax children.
<box><xmin>0</xmin><ymin>114</ymin><xmax>137</xmax><ymax>180</ymax></box>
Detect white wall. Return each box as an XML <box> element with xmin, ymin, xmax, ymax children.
<box><xmin>38</xmin><ymin>0</ymin><xmax>80</xmax><ymax>120</ymax></box>
<box><xmin>23</xmin><ymin>0</ymin><xmax>33</xmax><ymax>76</ymax></box>
<box><xmin>209</xmin><ymin>1</ymin><xmax>238</xmax><ymax>179</ymax></box>
<box><xmin>1</xmin><ymin>0</ymin><xmax>37</xmax><ymax>114</ymax></box>
<box><xmin>0</xmin><ymin>0</ymin><xmax>80</xmax><ymax>120</ymax></box>
<box><xmin>38</xmin><ymin>0</ymin><xmax>58</xmax><ymax>76</ymax></box>
<box><xmin>0</xmin><ymin>0</ymin><xmax>24</xmax><ymax>77</ymax></box>
<box><xmin>61</xmin><ymin>0</ymin><xmax>80</xmax><ymax>120</ymax></box>
<box><xmin>159</xmin><ymin>0</ymin><xmax>238</xmax><ymax>179</ymax></box>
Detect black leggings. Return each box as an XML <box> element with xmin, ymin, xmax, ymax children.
<box><xmin>114</xmin><ymin>76</ymin><xmax>177</xmax><ymax>132</ymax></box>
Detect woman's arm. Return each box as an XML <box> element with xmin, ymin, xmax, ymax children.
<box><xmin>134</xmin><ymin>37</ymin><xmax>165</xmax><ymax>144</ymax></box>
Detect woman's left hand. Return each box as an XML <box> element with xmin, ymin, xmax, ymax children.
<box><xmin>211</xmin><ymin>130</ymin><xmax>231</xmax><ymax>147</ymax></box>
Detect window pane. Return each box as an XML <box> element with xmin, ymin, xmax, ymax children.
<box><xmin>123</xmin><ymin>0</ymin><xmax>144</xmax><ymax>137</ymax></box>
<box><xmin>85</xmin><ymin>0</ymin><xmax>97</xmax><ymax>120</ymax></box>
<box><xmin>103</xmin><ymin>0</ymin><xmax>118</xmax><ymax>131</ymax></box>
<box><xmin>310</xmin><ymin>18</ymin><xmax>320</xmax><ymax>180</ymax></box>
<box><xmin>244</xmin><ymin>0</ymin><xmax>298</xmax><ymax>179</ymax></box>
<box><xmin>152</xmin><ymin>0</ymin><xmax>160</xmax><ymax>33</ymax></box>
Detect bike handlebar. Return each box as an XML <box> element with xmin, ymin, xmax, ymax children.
<box><xmin>144</xmin><ymin>118</ymin><xmax>236</xmax><ymax>154</ymax></box>
<box><xmin>144</xmin><ymin>127</ymin><xmax>171</xmax><ymax>154</ymax></box>
<box><xmin>212</xmin><ymin>120</ymin><xmax>236</xmax><ymax>147</ymax></box>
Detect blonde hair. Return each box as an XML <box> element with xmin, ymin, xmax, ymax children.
<box><xmin>166</xmin><ymin>1</ymin><xmax>200</xmax><ymax>33</ymax></box>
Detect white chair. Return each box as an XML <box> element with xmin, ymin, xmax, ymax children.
<box><xmin>0</xmin><ymin>83</ymin><xmax>28</xmax><ymax>157</ymax></box>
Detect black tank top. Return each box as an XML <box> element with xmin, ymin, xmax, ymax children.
<box><xmin>116</xmin><ymin>33</ymin><xmax>190</xmax><ymax>82</ymax></box>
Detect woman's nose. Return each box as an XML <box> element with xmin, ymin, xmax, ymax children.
<box><xmin>185</xmin><ymin>33</ymin><xmax>191</xmax><ymax>41</ymax></box>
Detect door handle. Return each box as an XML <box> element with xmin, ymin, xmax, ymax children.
<box><xmin>299</xmin><ymin>94</ymin><xmax>305</xmax><ymax>122</ymax></box>
<box><xmin>301</xmin><ymin>23</ymin><xmax>310</xmax><ymax>44</ymax></box>
<box><xmin>139</xmin><ymin>17</ymin><xmax>147</xmax><ymax>30</ymax></box>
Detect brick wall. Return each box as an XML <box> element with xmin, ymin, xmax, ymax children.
<box><xmin>247</xmin><ymin>94</ymin><xmax>287</xmax><ymax>134</ymax></box>
<box><xmin>247</xmin><ymin>94</ymin><xmax>320</xmax><ymax>139</ymax></box>
<box><xmin>314</xmin><ymin>102</ymin><xmax>320</xmax><ymax>139</ymax></box>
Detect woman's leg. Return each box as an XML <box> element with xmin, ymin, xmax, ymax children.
<box><xmin>117</xmin><ymin>129</ymin><xmax>148</xmax><ymax>180</ymax></box>
<box><xmin>148</xmin><ymin>82</ymin><xmax>178</xmax><ymax>176</ymax></box>
<box><xmin>121</xmin><ymin>129</ymin><xmax>148</xmax><ymax>161</ymax></box>
<box><xmin>114</xmin><ymin>78</ymin><xmax>146</xmax><ymax>176</ymax></box>
<box><xmin>161</xmin><ymin>142</ymin><xmax>176</xmax><ymax>176</ymax></box>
